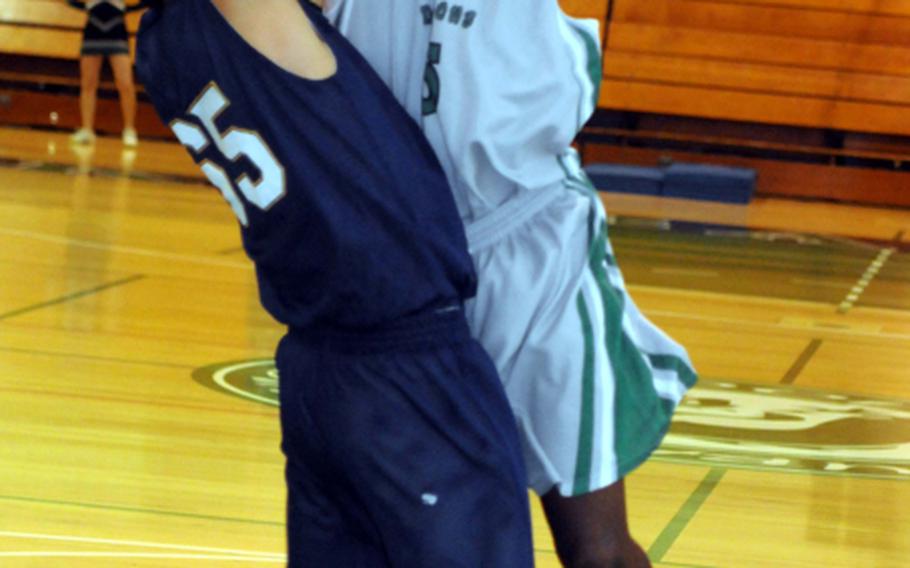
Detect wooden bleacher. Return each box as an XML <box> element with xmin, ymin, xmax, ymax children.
<box><xmin>0</xmin><ymin>0</ymin><xmax>162</xmax><ymax>137</ymax></box>
<box><xmin>1</xmin><ymin>0</ymin><xmax>141</xmax><ymax>28</ymax></box>
<box><xmin>1</xmin><ymin>0</ymin><xmax>909</xmax><ymax>204</ymax></box>
<box><xmin>0</xmin><ymin>0</ymin><xmax>142</xmax><ymax>58</ymax></box>
<box><xmin>559</xmin><ymin>0</ymin><xmax>910</xmax><ymax>206</ymax></box>
<box><xmin>0</xmin><ymin>24</ymin><xmax>81</xmax><ymax>59</ymax></box>
<box><xmin>560</xmin><ymin>0</ymin><xmax>608</xmax><ymax>39</ymax></box>
<box><xmin>601</xmin><ymin>0</ymin><xmax>910</xmax><ymax>136</ymax></box>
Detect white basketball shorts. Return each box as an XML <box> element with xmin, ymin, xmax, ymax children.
<box><xmin>464</xmin><ymin>158</ymin><xmax>697</xmax><ymax>497</ymax></box>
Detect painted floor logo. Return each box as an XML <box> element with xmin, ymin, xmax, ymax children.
<box><xmin>193</xmin><ymin>359</ymin><xmax>279</xmax><ymax>407</ymax></box>
<box><xmin>194</xmin><ymin>360</ymin><xmax>910</xmax><ymax>480</ymax></box>
<box><xmin>659</xmin><ymin>379</ymin><xmax>910</xmax><ymax>480</ymax></box>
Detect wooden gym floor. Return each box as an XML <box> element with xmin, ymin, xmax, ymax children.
<box><xmin>0</xmin><ymin>125</ymin><xmax>908</xmax><ymax>567</ymax></box>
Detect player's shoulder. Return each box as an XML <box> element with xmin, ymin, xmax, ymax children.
<box><xmin>137</xmin><ymin>0</ymin><xmax>200</xmax><ymax>39</ymax></box>
<box><xmin>136</xmin><ymin>0</ymin><xmax>201</xmax><ymax>116</ymax></box>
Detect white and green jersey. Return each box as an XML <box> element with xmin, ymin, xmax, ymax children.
<box><xmin>323</xmin><ymin>0</ymin><xmax>603</xmax><ymax>235</ymax></box>
<box><xmin>325</xmin><ymin>0</ymin><xmax>696</xmax><ymax>496</ymax></box>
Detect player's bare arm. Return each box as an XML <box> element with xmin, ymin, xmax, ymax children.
<box><xmin>211</xmin><ymin>0</ymin><xmax>336</xmax><ymax>79</ymax></box>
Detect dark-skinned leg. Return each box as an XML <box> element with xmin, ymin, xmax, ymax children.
<box><xmin>541</xmin><ymin>479</ymin><xmax>651</xmax><ymax>568</ymax></box>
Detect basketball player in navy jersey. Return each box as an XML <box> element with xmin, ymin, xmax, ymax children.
<box><xmin>135</xmin><ymin>1</ymin><xmax>533</xmax><ymax>565</ymax></box>
<box><xmin>324</xmin><ymin>1</ymin><xmax>698</xmax><ymax>566</ymax></box>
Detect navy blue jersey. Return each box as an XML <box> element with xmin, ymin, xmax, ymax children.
<box><xmin>135</xmin><ymin>0</ymin><xmax>477</xmax><ymax>330</ymax></box>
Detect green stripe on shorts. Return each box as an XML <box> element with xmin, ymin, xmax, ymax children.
<box><xmin>588</xmin><ymin>221</ymin><xmax>674</xmax><ymax>477</ymax></box>
<box><xmin>648</xmin><ymin>353</ymin><xmax>699</xmax><ymax>389</ymax></box>
<box><xmin>573</xmin><ymin>292</ymin><xmax>597</xmax><ymax>495</ymax></box>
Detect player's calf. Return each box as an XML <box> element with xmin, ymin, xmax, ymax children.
<box><xmin>573</xmin><ymin>541</ymin><xmax>651</xmax><ymax>568</ymax></box>
<box><xmin>541</xmin><ymin>479</ymin><xmax>652</xmax><ymax>568</ymax></box>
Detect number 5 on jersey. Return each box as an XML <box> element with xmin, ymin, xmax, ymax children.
<box><xmin>170</xmin><ymin>82</ymin><xmax>286</xmax><ymax>226</ymax></box>
<box><xmin>422</xmin><ymin>42</ymin><xmax>442</xmax><ymax>116</ymax></box>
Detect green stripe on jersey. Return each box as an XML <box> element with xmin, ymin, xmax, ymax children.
<box><xmin>573</xmin><ymin>292</ymin><xmax>598</xmax><ymax>495</ymax></box>
<box><xmin>569</xmin><ymin>22</ymin><xmax>603</xmax><ymax>113</ymax></box>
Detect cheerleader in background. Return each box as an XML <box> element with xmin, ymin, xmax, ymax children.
<box><xmin>66</xmin><ymin>0</ymin><xmax>152</xmax><ymax>146</ymax></box>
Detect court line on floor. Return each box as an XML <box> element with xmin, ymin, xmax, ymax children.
<box><xmin>0</xmin><ymin>227</ymin><xmax>251</xmax><ymax>270</ymax></box>
<box><xmin>631</xmin><ymin>284</ymin><xmax>842</xmax><ymax>310</ymax></box>
<box><xmin>0</xmin><ymin>552</ymin><xmax>283</xmax><ymax>562</ymax></box>
<box><xmin>217</xmin><ymin>246</ymin><xmax>246</xmax><ymax>256</ymax></box>
<box><xmin>0</xmin><ymin>384</ymin><xmax>274</xmax><ymax>417</ymax></box>
<box><xmin>0</xmin><ymin>531</ymin><xmax>283</xmax><ymax>559</ymax></box>
<box><xmin>0</xmin><ymin>346</ymin><xmax>195</xmax><ymax>370</ymax></box>
<box><xmin>780</xmin><ymin>338</ymin><xmax>823</xmax><ymax>385</ymax></box>
<box><xmin>0</xmin><ymin>510</ymin><xmax>568</xmax><ymax>568</ymax></box>
<box><xmin>0</xmin><ymin>274</ymin><xmax>145</xmax><ymax>321</ymax></box>
<box><xmin>648</xmin><ymin>467</ymin><xmax>727</xmax><ymax>563</ymax></box>
<box><xmin>645</xmin><ymin>310</ymin><xmax>910</xmax><ymax>342</ymax></box>
<box><xmin>0</xmin><ymin>495</ymin><xmax>283</xmax><ymax>527</ymax></box>
<box><xmin>788</xmin><ymin>277</ymin><xmax>854</xmax><ymax>289</ymax></box>
<box><xmin>837</xmin><ymin>247</ymin><xmax>896</xmax><ymax>313</ymax></box>
<box><xmin>0</xmin><ymin>153</ymin><xmax>205</xmax><ymax>187</ymax></box>
<box><xmin>650</xmin><ymin>268</ymin><xmax>720</xmax><ymax>278</ymax></box>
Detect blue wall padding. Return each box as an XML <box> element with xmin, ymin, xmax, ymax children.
<box><xmin>584</xmin><ymin>162</ymin><xmax>757</xmax><ymax>204</ymax></box>
<box><xmin>662</xmin><ymin>163</ymin><xmax>756</xmax><ymax>204</ymax></box>
<box><xmin>584</xmin><ymin>164</ymin><xmax>664</xmax><ymax>196</ymax></box>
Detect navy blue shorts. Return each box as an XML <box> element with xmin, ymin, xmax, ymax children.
<box><xmin>275</xmin><ymin>308</ymin><xmax>533</xmax><ymax>567</ymax></box>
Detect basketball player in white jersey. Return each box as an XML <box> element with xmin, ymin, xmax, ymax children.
<box><xmin>321</xmin><ymin>1</ymin><xmax>698</xmax><ymax>565</ymax></box>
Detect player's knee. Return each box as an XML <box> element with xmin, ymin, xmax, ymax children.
<box><xmin>556</xmin><ymin>540</ymin><xmax>651</xmax><ymax>568</ymax></box>
<box><xmin>555</xmin><ymin>543</ymin><xmax>608</xmax><ymax>568</ymax></box>
<box><xmin>563</xmin><ymin>555</ymin><xmax>640</xmax><ymax>568</ymax></box>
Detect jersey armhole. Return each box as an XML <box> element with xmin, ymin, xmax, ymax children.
<box><xmin>321</xmin><ymin>0</ymin><xmax>345</xmax><ymax>23</ymax></box>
